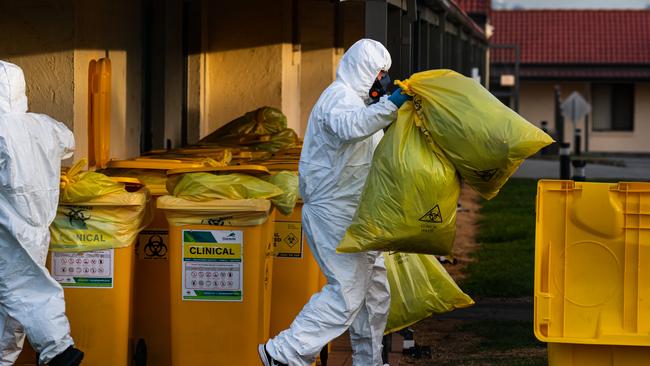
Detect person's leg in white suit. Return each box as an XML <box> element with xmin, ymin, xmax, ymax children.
<box><xmin>265</xmin><ymin>205</ymin><xmax>390</xmax><ymax>365</ymax></box>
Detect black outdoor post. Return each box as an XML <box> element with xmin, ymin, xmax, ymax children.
<box><xmin>555</xmin><ymin>86</ymin><xmax>564</xmax><ymax>144</ymax></box>
<box><xmin>574</xmin><ymin>128</ymin><xmax>582</xmax><ymax>156</ymax></box>
<box><xmin>560</xmin><ymin>142</ymin><xmax>571</xmax><ymax>180</ymax></box>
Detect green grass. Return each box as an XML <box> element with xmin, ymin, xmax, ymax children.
<box><xmin>460</xmin><ymin>321</ymin><xmax>543</xmax><ymax>351</ymax></box>
<box><xmin>462</xmin><ymin>179</ymin><xmax>538</xmax><ymax>298</ymax></box>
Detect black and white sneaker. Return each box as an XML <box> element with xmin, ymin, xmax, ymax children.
<box><xmin>49</xmin><ymin>346</ymin><xmax>84</xmax><ymax>366</ymax></box>
<box><xmin>258</xmin><ymin>344</ymin><xmax>287</xmax><ymax>366</ymax></box>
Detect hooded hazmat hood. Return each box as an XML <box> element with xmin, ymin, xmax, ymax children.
<box><xmin>335</xmin><ymin>39</ymin><xmax>392</xmax><ymax>101</ymax></box>
<box><xmin>0</xmin><ymin>60</ymin><xmax>29</xmax><ymax>114</ymax></box>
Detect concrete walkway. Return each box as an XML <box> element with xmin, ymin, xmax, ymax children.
<box><xmin>513</xmin><ymin>158</ymin><xmax>650</xmax><ymax>180</ymax></box>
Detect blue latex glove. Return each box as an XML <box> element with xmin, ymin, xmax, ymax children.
<box><xmin>388</xmin><ymin>87</ymin><xmax>411</xmax><ymax>108</ymax></box>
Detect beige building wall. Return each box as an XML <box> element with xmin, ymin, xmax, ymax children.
<box><xmin>201</xmin><ymin>0</ymin><xmax>301</xmax><ymax>138</ymax></box>
<box><xmin>0</xmin><ymin>0</ymin><xmax>143</xmax><ymax>163</ymax></box>
<box><xmin>299</xmin><ymin>0</ymin><xmax>337</xmax><ymax>136</ymax></box>
<box><xmin>0</xmin><ymin>1</ymin><xmax>75</xmax><ymax>128</ymax></box>
<box><xmin>519</xmin><ymin>81</ymin><xmax>650</xmax><ymax>153</ymax></box>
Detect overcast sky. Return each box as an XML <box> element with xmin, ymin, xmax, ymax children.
<box><xmin>493</xmin><ymin>0</ymin><xmax>650</xmax><ymax>9</ymax></box>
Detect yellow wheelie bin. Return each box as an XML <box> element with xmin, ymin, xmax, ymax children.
<box><xmin>48</xmin><ymin>177</ymin><xmax>150</xmax><ymax>366</ymax></box>
<box><xmin>158</xmin><ymin>195</ymin><xmax>276</xmax><ymax>364</ymax></box>
<box><xmin>158</xmin><ymin>165</ymin><xmax>277</xmax><ymax>364</ymax></box>
<box><xmin>102</xmin><ymin>158</ymin><xmax>216</xmax><ymax>366</ymax></box>
<box><xmin>535</xmin><ymin>180</ymin><xmax>650</xmax><ymax>366</ymax></box>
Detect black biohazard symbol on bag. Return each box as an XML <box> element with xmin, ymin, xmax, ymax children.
<box><xmin>419</xmin><ymin>205</ymin><xmax>443</xmax><ymax>223</ymax></box>
<box><xmin>65</xmin><ymin>207</ymin><xmax>90</xmax><ymax>229</ymax></box>
<box><xmin>144</xmin><ymin>234</ymin><xmax>167</xmax><ymax>258</ymax></box>
<box><xmin>284</xmin><ymin>233</ymin><xmax>299</xmax><ymax>248</ymax></box>
<box><xmin>475</xmin><ymin>169</ymin><xmax>499</xmax><ymax>182</ymax></box>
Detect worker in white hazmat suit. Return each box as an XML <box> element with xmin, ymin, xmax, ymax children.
<box><xmin>0</xmin><ymin>61</ymin><xmax>84</xmax><ymax>366</ymax></box>
<box><xmin>259</xmin><ymin>39</ymin><xmax>410</xmax><ymax>366</ymax></box>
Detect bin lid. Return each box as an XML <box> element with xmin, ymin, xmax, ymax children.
<box><xmin>534</xmin><ymin>180</ymin><xmax>650</xmax><ymax>347</ymax></box>
<box><xmin>166</xmin><ymin>165</ymin><xmax>270</xmax><ymax>177</ymax></box>
<box><xmin>109</xmin><ymin>176</ymin><xmax>144</xmax><ymax>192</ymax></box>
<box><xmin>156</xmin><ymin>195</ymin><xmax>271</xmax><ymax>212</ymax></box>
<box><xmin>107</xmin><ymin>158</ymin><xmax>207</xmax><ymax>170</ymax></box>
<box><xmin>259</xmin><ymin>161</ymin><xmax>299</xmax><ymax>172</ymax></box>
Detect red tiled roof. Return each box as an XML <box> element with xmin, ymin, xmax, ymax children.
<box><xmin>491</xmin><ymin>10</ymin><xmax>650</xmax><ymax>64</ymax></box>
<box><xmin>455</xmin><ymin>0</ymin><xmax>491</xmax><ymax>15</ymax></box>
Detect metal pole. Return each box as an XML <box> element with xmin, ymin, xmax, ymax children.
<box><xmin>555</xmin><ymin>86</ymin><xmax>564</xmax><ymax>144</ymax></box>
<box><xmin>540</xmin><ymin>120</ymin><xmax>549</xmax><ymax>155</ymax></box>
<box><xmin>514</xmin><ymin>45</ymin><xmax>520</xmax><ymax>113</ymax></box>
<box><xmin>572</xmin><ymin>160</ymin><xmax>587</xmax><ymax>181</ymax></box>
<box><xmin>560</xmin><ymin>142</ymin><xmax>571</xmax><ymax>180</ymax></box>
<box><xmin>584</xmin><ymin>113</ymin><xmax>590</xmax><ymax>153</ymax></box>
<box><xmin>574</xmin><ymin>128</ymin><xmax>582</xmax><ymax>156</ymax></box>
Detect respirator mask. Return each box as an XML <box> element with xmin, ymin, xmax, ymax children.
<box><xmin>368</xmin><ymin>73</ymin><xmax>392</xmax><ymax>104</ymax></box>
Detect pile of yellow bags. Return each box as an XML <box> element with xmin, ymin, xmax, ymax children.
<box><xmin>199</xmin><ymin>107</ymin><xmax>298</xmax><ymax>152</ymax></box>
<box><xmin>338</xmin><ymin>69</ymin><xmax>553</xmax><ymax>256</ymax></box>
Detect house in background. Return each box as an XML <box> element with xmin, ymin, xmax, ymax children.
<box><xmin>489</xmin><ymin>9</ymin><xmax>650</xmax><ymax>154</ymax></box>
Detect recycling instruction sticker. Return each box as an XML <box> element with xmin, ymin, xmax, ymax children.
<box><xmin>273</xmin><ymin>221</ymin><xmax>303</xmax><ymax>258</ymax></box>
<box><xmin>182</xmin><ymin>229</ymin><xmax>243</xmax><ymax>302</ymax></box>
<box><xmin>51</xmin><ymin>250</ymin><xmax>114</xmax><ymax>288</ymax></box>
<box><xmin>138</xmin><ymin>230</ymin><xmax>169</xmax><ymax>260</ymax></box>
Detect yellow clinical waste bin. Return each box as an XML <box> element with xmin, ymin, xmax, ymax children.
<box><xmin>48</xmin><ymin>181</ymin><xmax>150</xmax><ymax>366</ymax></box>
<box><xmin>269</xmin><ymin>201</ymin><xmax>324</xmax><ymax>337</ymax></box>
<box><xmin>535</xmin><ymin>180</ymin><xmax>650</xmax><ymax>365</ymax></box>
<box><xmin>103</xmin><ymin>158</ymin><xmax>212</xmax><ymax>366</ymax></box>
<box><xmin>157</xmin><ymin>195</ymin><xmax>276</xmax><ymax>365</ymax></box>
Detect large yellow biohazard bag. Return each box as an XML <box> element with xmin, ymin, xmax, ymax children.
<box><xmin>385</xmin><ymin>252</ymin><xmax>474</xmax><ymax>334</ymax></box>
<box><xmin>397</xmin><ymin>70</ymin><xmax>554</xmax><ymax>199</ymax></box>
<box><xmin>51</xmin><ymin>161</ymin><xmax>151</xmax><ymax>252</ymax></box>
<box><xmin>337</xmin><ymin>102</ymin><xmax>460</xmax><ymax>255</ymax></box>
<box><xmin>59</xmin><ymin>159</ymin><xmax>125</xmax><ymax>203</ymax></box>
<box><xmin>166</xmin><ymin>172</ymin><xmax>283</xmax><ymax>201</ymax></box>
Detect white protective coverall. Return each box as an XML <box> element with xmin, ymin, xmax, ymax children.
<box><xmin>0</xmin><ymin>60</ymin><xmax>75</xmax><ymax>365</ymax></box>
<box><xmin>266</xmin><ymin>39</ymin><xmax>398</xmax><ymax>366</ymax></box>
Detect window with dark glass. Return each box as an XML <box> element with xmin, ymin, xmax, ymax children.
<box><xmin>591</xmin><ymin>84</ymin><xmax>634</xmax><ymax>131</ymax></box>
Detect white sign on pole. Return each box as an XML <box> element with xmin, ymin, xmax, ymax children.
<box><xmin>561</xmin><ymin>92</ymin><xmax>591</xmax><ymax>125</ymax></box>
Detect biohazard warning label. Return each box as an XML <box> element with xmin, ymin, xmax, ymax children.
<box><xmin>273</xmin><ymin>221</ymin><xmax>303</xmax><ymax>258</ymax></box>
<box><xmin>51</xmin><ymin>250</ymin><xmax>114</xmax><ymax>288</ymax></box>
<box><xmin>137</xmin><ymin>230</ymin><xmax>169</xmax><ymax>260</ymax></box>
<box><xmin>475</xmin><ymin>169</ymin><xmax>499</xmax><ymax>182</ymax></box>
<box><xmin>419</xmin><ymin>205</ymin><xmax>443</xmax><ymax>223</ymax></box>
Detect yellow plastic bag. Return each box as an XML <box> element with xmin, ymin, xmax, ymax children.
<box><xmin>50</xmin><ymin>189</ymin><xmax>151</xmax><ymax>252</ymax></box>
<box><xmin>166</xmin><ymin>172</ymin><xmax>283</xmax><ymax>201</ymax></box>
<box><xmin>338</xmin><ymin>102</ymin><xmax>460</xmax><ymax>255</ymax></box>
<box><xmin>157</xmin><ymin>195</ymin><xmax>272</xmax><ymax>227</ymax></box>
<box><xmin>199</xmin><ymin>107</ymin><xmax>298</xmax><ymax>152</ymax></box>
<box><xmin>60</xmin><ymin>159</ymin><xmax>126</xmax><ymax>203</ymax></box>
<box><xmin>385</xmin><ymin>252</ymin><xmax>474</xmax><ymax>334</ymax></box>
<box><xmin>263</xmin><ymin>171</ymin><xmax>299</xmax><ymax>216</ymax></box>
<box><xmin>397</xmin><ymin>70</ymin><xmax>554</xmax><ymax>199</ymax></box>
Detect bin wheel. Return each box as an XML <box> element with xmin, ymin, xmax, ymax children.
<box><xmin>134</xmin><ymin>338</ymin><xmax>147</xmax><ymax>366</ymax></box>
